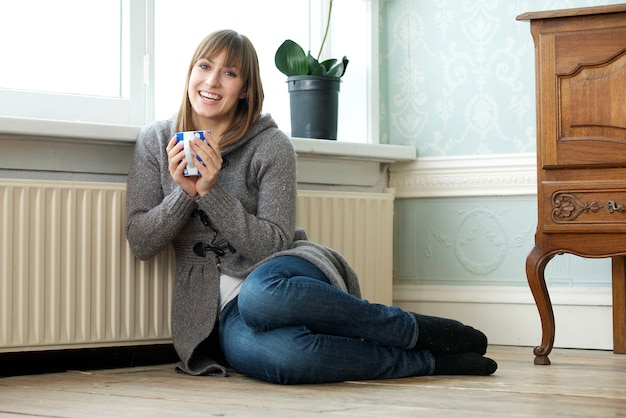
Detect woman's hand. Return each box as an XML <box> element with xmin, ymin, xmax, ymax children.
<box><xmin>192</xmin><ymin>132</ymin><xmax>222</xmax><ymax>196</ymax></box>
<box><xmin>166</xmin><ymin>135</ymin><xmax>200</xmax><ymax>197</ymax></box>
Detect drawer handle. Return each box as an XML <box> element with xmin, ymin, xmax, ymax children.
<box><xmin>607</xmin><ymin>200</ymin><xmax>626</xmax><ymax>213</ymax></box>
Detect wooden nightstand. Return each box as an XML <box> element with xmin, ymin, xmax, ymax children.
<box><xmin>517</xmin><ymin>4</ymin><xmax>626</xmax><ymax>365</ymax></box>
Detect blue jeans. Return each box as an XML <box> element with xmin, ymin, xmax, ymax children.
<box><xmin>218</xmin><ymin>255</ymin><xmax>435</xmax><ymax>384</ymax></box>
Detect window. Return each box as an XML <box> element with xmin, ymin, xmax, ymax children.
<box><xmin>0</xmin><ymin>0</ymin><xmax>373</xmax><ymax>142</ymax></box>
<box><xmin>154</xmin><ymin>0</ymin><xmax>372</xmax><ymax>142</ymax></box>
<box><xmin>0</xmin><ymin>0</ymin><xmax>151</xmax><ymax>125</ymax></box>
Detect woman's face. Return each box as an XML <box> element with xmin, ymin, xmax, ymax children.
<box><xmin>187</xmin><ymin>50</ymin><xmax>247</xmax><ymax>134</ymax></box>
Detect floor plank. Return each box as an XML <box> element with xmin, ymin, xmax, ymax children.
<box><xmin>0</xmin><ymin>346</ymin><xmax>625</xmax><ymax>417</ymax></box>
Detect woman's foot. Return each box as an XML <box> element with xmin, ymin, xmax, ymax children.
<box><xmin>432</xmin><ymin>352</ymin><xmax>498</xmax><ymax>376</ymax></box>
<box><xmin>412</xmin><ymin>313</ymin><xmax>488</xmax><ymax>354</ymax></box>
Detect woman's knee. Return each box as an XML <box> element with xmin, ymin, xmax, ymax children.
<box><xmin>237</xmin><ymin>275</ymin><xmax>278</xmax><ymax>326</ymax></box>
<box><xmin>238</xmin><ymin>257</ymin><xmax>299</xmax><ymax>318</ymax></box>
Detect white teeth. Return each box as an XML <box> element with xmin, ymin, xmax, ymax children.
<box><xmin>200</xmin><ymin>91</ymin><xmax>220</xmax><ymax>100</ymax></box>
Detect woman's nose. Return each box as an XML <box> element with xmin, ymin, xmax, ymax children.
<box><xmin>205</xmin><ymin>70</ymin><xmax>219</xmax><ymax>86</ymax></box>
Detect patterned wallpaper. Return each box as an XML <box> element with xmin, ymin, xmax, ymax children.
<box><xmin>380</xmin><ymin>0</ymin><xmax>625</xmax><ymax>156</ymax></box>
<box><xmin>386</xmin><ymin>0</ymin><xmax>623</xmax><ymax>287</ymax></box>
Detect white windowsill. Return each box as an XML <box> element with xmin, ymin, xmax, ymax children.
<box><xmin>0</xmin><ymin>116</ymin><xmax>416</xmax><ymax>164</ymax></box>
<box><xmin>0</xmin><ymin>116</ymin><xmax>141</xmax><ymax>144</ymax></box>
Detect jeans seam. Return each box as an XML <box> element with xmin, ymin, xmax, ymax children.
<box><xmin>408</xmin><ymin>313</ymin><xmax>419</xmax><ymax>350</ymax></box>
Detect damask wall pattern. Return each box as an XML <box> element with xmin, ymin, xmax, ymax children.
<box><xmin>380</xmin><ymin>0</ymin><xmax>625</xmax><ymax>156</ymax></box>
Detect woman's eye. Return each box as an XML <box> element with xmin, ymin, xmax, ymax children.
<box><xmin>199</xmin><ymin>64</ymin><xmax>209</xmax><ymax>70</ymax></box>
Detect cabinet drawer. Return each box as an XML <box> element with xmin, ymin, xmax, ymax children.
<box><xmin>542</xmin><ymin>182</ymin><xmax>626</xmax><ymax>232</ymax></box>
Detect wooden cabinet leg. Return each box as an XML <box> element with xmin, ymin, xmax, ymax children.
<box><xmin>526</xmin><ymin>246</ymin><xmax>556</xmax><ymax>365</ymax></box>
<box><xmin>612</xmin><ymin>256</ymin><xmax>626</xmax><ymax>354</ymax></box>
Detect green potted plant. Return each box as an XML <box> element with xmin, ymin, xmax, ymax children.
<box><xmin>274</xmin><ymin>0</ymin><xmax>349</xmax><ymax>140</ymax></box>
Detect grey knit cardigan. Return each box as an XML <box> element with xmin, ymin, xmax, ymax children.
<box><xmin>126</xmin><ymin>114</ymin><xmax>361</xmax><ymax>376</ymax></box>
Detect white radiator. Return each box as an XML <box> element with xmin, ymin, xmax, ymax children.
<box><xmin>0</xmin><ymin>179</ymin><xmax>393</xmax><ymax>352</ymax></box>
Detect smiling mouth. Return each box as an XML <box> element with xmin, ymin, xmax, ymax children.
<box><xmin>200</xmin><ymin>91</ymin><xmax>221</xmax><ymax>100</ymax></box>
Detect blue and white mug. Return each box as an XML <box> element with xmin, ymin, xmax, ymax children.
<box><xmin>175</xmin><ymin>131</ymin><xmax>210</xmax><ymax>176</ymax></box>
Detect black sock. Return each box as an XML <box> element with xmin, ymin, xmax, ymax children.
<box><xmin>432</xmin><ymin>352</ymin><xmax>498</xmax><ymax>376</ymax></box>
<box><xmin>412</xmin><ymin>313</ymin><xmax>488</xmax><ymax>355</ymax></box>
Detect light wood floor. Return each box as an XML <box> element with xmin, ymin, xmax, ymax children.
<box><xmin>1</xmin><ymin>345</ymin><xmax>625</xmax><ymax>417</ymax></box>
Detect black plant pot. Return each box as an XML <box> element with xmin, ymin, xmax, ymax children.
<box><xmin>287</xmin><ymin>75</ymin><xmax>341</xmax><ymax>140</ymax></box>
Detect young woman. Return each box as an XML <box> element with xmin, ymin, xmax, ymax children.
<box><xmin>126</xmin><ymin>30</ymin><xmax>497</xmax><ymax>384</ymax></box>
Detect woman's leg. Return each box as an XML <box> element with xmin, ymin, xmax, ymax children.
<box><xmin>237</xmin><ymin>256</ymin><xmax>487</xmax><ymax>355</ymax></box>
<box><xmin>219</xmin><ymin>298</ymin><xmax>435</xmax><ymax>384</ymax></box>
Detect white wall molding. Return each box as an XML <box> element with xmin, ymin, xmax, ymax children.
<box><xmin>389</xmin><ymin>153</ymin><xmax>537</xmax><ymax>198</ymax></box>
<box><xmin>394</xmin><ymin>284</ymin><xmax>614</xmax><ymax>350</ymax></box>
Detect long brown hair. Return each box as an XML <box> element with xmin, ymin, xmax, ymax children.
<box><xmin>175</xmin><ymin>30</ymin><xmax>264</xmax><ymax>146</ymax></box>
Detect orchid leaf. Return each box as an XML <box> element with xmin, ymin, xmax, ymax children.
<box><xmin>275</xmin><ymin>40</ymin><xmax>308</xmax><ymax>76</ymax></box>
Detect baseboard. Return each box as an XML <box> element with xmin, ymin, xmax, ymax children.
<box><xmin>393</xmin><ymin>284</ymin><xmax>614</xmax><ymax>350</ymax></box>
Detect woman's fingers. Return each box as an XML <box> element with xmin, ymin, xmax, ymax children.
<box><xmin>167</xmin><ymin>135</ymin><xmax>199</xmax><ymax>197</ymax></box>
<box><xmin>191</xmin><ymin>134</ymin><xmax>222</xmax><ymax>196</ymax></box>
